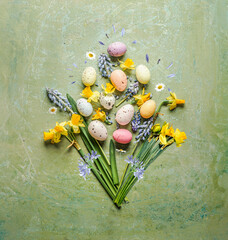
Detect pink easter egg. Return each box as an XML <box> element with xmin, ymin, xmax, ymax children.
<box><xmin>115</xmin><ymin>104</ymin><xmax>134</xmax><ymax>126</ymax></box>
<box><xmin>113</xmin><ymin>129</ymin><xmax>132</xmax><ymax>144</ymax></box>
<box><xmin>110</xmin><ymin>70</ymin><xmax>127</xmax><ymax>92</ymax></box>
<box><xmin>107</xmin><ymin>42</ymin><xmax>127</xmax><ymax>57</ymax></box>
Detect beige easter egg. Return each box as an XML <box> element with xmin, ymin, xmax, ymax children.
<box><xmin>76</xmin><ymin>98</ymin><xmax>93</xmax><ymax>117</ymax></box>
<box><xmin>100</xmin><ymin>93</ymin><xmax>115</xmax><ymax>110</ymax></box>
<box><xmin>115</xmin><ymin>104</ymin><xmax>134</xmax><ymax>125</ymax></box>
<box><xmin>110</xmin><ymin>70</ymin><xmax>127</xmax><ymax>92</ymax></box>
<box><xmin>82</xmin><ymin>67</ymin><xmax>96</xmax><ymax>86</ymax></box>
<box><xmin>140</xmin><ymin>100</ymin><xmax>156</xmax><ymax>119</ymax></box>
<box><xmin>88</xmin><ymin>120</ymin><xmax>108</xmax><ymax>141</ymax></box>
<box><xmin>136</xmin><ymin>64</ymin><xmax>151</xmax><ymax>84</ymax></box>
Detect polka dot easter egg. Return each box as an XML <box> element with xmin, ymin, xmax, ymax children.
<box><xmin>107</xmin><ymin>42</ymin><xmax>127</xmax><ymax>57</ymax></box>
<box><xmin>82</xmin><ymin>67</ymin><xmax>96</xmax><ymax>86</ymax></box>
<box><xmin>115</xmin><ymin>104</ymin><xmax>134</xmax><ymax>126</ymax></box>
<box><xmin>88</xmin><ymin>120</ymin><xmax>108</xmax><ymax>141</ymax></box>
<box><xmin>76</xmin><ymin>98</ymin><xmax>93</xmax><ymax>117</ymax></box>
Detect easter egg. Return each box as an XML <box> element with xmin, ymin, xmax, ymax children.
<box><xmin>107</xmin><ymin>42</ymin><xmax>127</xmax><ymax>57</ymax></box>
<box><xmin>140</xmin><ymin>100</ymin><xmax>156</xmax><ymax>119</ymax></box>
<box><xmin>110</xmin><ymin>70</ymin><xmax>127</xmax><ymax>92</ymax></box>
<box><xmin>82</xmin><ymin>67</ymin><xmax>96</xmax><ymax>86</ymax></box>
<box><xmin>100</xmin><ymin>93</ymin><xmax>115</xmax><ymax>110</ymax></box>
<box><xmin>113</xmin><ymin>129</ymin><xmax>132</xmax><ymax>144</ymax></box>
<box><xmin>88</xmin><ymin>120</ymin><xmax>108</xmax><ymax>141</ymax></box>
<box><xmin>76</xmin><ymin>98</ymin><xmax>93</xmax><ymax>117</ymax></box>
<box><xmin>136</xmin><ymin>65</ymin><xmax>151</xmax><ymax>84</ymax></box>
<box><xmin>115</xmin><ymin>104</ymin><xmax>134</xmax><ymax>126</ymax></box>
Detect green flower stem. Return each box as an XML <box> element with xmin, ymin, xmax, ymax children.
<box><xmin>114</xmin><ymin>170</ymin><xmax>134</xmax><ymax>204</ymax></box>
<box><xmin>118</xmin><ymin>148</ymin><xmax>167</xmax><ymax>206</ymax></box>
<box><xmin>80</xmin><ymin>127</ymin><xmax>112</xmax><ymax>176</ymax></box>
<box><xmin>80</xmin><ymin>133</ymin><xmax>117</xmax><ymax>196</ymax></box>
<box><xmin>118</xmin><ymin>138</ymin><xmax>148</xmax><ymax>196</ymax></box>
<box><xmin>90</xmin><ymin>167</ymin><xmax>115</xmax><ymax>200</ymax></box>
<box><xmin>64</xmin><ymin>135</ymin><xmax>115</xmax><ymax>199</ymax></box>
<box><xmin>67</xmin><ymin>131</ymin><xmax>116</xmax><ymax>197</ymax></box>
<box><xmin>117</xmin><ymin>177</ymin><xmax>137</xmax><ymax>207</ymax></box>
<box><xmin>109</xmin><ymin>140</ymin><xmax>119</xmax><ymax>185</ymax></box>
<box><xmin>115</xmin><ymin>96</ymin><xmax>128</xmax><ymax>108</ymax></box>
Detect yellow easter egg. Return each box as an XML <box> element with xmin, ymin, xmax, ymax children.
<box><xmin>136</xmin><ymin>64</ymin><xmax>151</xmax><ymax>84</ymax></box>
<box><xmin>140</xmin><ymin>100</ymin><xmax>156</xmax><ymax>119</ymax></box>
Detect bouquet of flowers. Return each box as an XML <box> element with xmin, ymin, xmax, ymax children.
<box><xmin>43</xmin><ymin>34</ymin><xmax>186</xmax><ymax>208</ymax></box>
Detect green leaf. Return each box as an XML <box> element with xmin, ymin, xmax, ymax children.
<box><xmin>66</xmin><ymin>93</ymin><xmax>78</xmax><ymax>113</ymax></box>
<box><xmin>109</xmin><ymin>140</ymin><xmax>119</xmax><ymax>185</ymax></box>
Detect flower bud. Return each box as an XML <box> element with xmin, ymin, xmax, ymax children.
<box><xmin>151</xmin><ymin>124</ymin><xmax>161</xmax><ymax>133</ymax></box>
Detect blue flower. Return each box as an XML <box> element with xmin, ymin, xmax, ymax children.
<box><xmin>78</xmin><ymin>161</ymin><xmax>91</xmax><ymax>180</ymax></box>
<box><xmin>90</xmin><ymin>150</ymin><xmax>100</xmax><ymax>161</ymax></box>
<box><xmin>125</xmin><ymin>155</ymin><xmax>139</xmax><ymax>166</ymax></box>
<box><xmin>134</xmin><ymin>167</ymin><xmax>145</xmax><ymax>181</ymax></box>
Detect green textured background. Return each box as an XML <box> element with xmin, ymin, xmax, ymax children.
<box><xmin>0</xmin><ymin>0</ymin><xmax>227</xmax><ymax>239</ymax></box>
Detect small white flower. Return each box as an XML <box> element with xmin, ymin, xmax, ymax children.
<box><xmin>155</xmin><ymin>83</ymin><xmax>165</xmax><ymax>92</ymax></box>
<box><xmin>48</xmin><ymin>107</ymin><xmax>57</xmax><ymax>114</ymax></box>
<box><xmin>116</xmin><ymin>149</ymin><xmax>126</xmax><ymax>153</ymax></box>
<box><xmin>86</xmin><ymin>51</ymin><xmax>96</xmax><ymax>60</ymax></box>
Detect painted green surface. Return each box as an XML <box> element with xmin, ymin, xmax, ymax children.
<box><xmin>0</xmin><ymin>0</ymin><xmax>227</xmax><ymax>239</ymax></box>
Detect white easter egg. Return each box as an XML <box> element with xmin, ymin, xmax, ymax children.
<box><xmin>115</xmin><ymin>104</ymin><xmax>134</xmax><ymax>126</ymax></box>
<box><xmin>76</xmin><ymin>98</ymin><xmax>93</xmax><ymax>117</ymax></box>
<box><xmin>82</xmin><ymin>67</ymin><xmax>96</xmax><ymax>86</ymax></box>
<box><xmin>100</xmin><ymin>93</ymin><xmax>115</xmax><ymax>110</ymax></box>
<box><xmin>136</xmin><ymin>64</ymin><xmax>151</xmax><ymax>84</ymax></box>
<box><xmin>88</xmin><ymin>120</ymin><xmax>108</xmax><ymax>141</ymax></box>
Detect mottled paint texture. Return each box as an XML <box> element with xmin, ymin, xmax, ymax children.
<box><xmin>0</xmin><ymin>0</ymin><xmax>227</xmax><ymax>239</ymax></box>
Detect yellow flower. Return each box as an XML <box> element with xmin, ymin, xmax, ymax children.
<box><xmin>43</xmin><ymin>131</ymin><xmax>54</xmax><ymax>141</ymax></box>
<box><xmin>81</xmin><ymin>86</ymin><xmax>100</xmax><ymax>102</ymax></box>
<box><xmin>166</xmin><ymin>126</ymin><xmax>175</xmax><ymax>137</ymax></box>
<box><xmin>92</xmin><ymin>108</ymin><xmax>106</xmax><ymax>122</ymax></box>
<box><xmin>174</xmin><ymin>128</ymin><xmax>187</xmax><ymax>147</ymax></box>
<box><xmin>119</xmin><ymin>58</ymin><xmax>135</xmax><ymax>71</ymax></box>
<box><xmin>67</xmin><ymin>114</ymin><xmax>85</xmax><ymax>134</ymax></box>
<box><xmin>159</xmin><ymin>123</ymin><xmax>175</xmax><ymax>145</ymax></box>
<box><xmin>166</xmin><ymin>92</ymin><xmax>185</xmax><ymax>110</ymax></box>
<box><xmin>133</xmin><ymin>88</ymin><xmax>151</xmax><ymax>107</ymax></box>
<box><xmin>151</xmin><ymin>124</ymin><xmax>161</xmax><ymax>133</ymax></box>
<box><xmin>159</xmin><ymin>123</ymin><xmax>169</xmax><ymax>145</ymax></box>
<box><xmin>43</xmin><ymin>122</ymin><xmax>68</xmax><ymax>144</ymax></box>
<box><xmin>101</xmin><ymin>83</ymin><xmax>115</xmax><ymax>94</ymax></box>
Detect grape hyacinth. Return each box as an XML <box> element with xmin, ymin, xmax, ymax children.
<box><xmin>123</xmin><ymin>80</ymin><xmax>139</xmax><ymax>100</ymax></box>
<box><xmin>131</xmin><ymin>110</ymin><xmax>141</xmax><ymax>132</ymax></box>
<box><xmin>98</xmin><ymin>54</ymin><xmax>115</xmax><ymax>78</ymax></box>
<box><xmin>46</xmin><ymin>88</ymin><xmax>72</xmax><ymax>114</ymax></box>
<box><xmin>135</xmin><ymin>117</ymin><xmax>154</xmax><ymax>142</ymax></box>
<box><xmin>116</xmin><ymin>80</ymin><xmax>139</xmax><ymax>107</ymax></box>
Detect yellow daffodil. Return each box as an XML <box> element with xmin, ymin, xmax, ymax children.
<box><xmin>92</xmin><ymin>108</ymin><xmax>106</xmax><ymax>122</ymax></box>
<box><xmin>159</xmin><ymin>123</ymin><xmax>169</xmax><ymax>145</ymax></box>
<box><xmin>43</xmin><ymin>131</ymin><xmax>54</xmax><ymax>141</ymax></box>
<box><xmin>159</xmin><ymin>123</ymin><xmax>175</xmax><ymax>145</ymax></box>
<box><xmin>43</xmin><ymin>122</ymin><xmax>68</xmax><ymax>144</ymax></box>
<box><xmin>166</xmin><ymin>126</ymin><xmax>175</xmax><ymax>137</ymax></box>
<box><xmin>81</xmin><ymin>86</ymin><xmax>100</xmax><ymax>102</ymax></box>
<box><xmin>174</xmin><ymin>128</ymin><xmax>187</xmax><ymax>147</ymax></box>
<box><xmin>67</xmin><ymin>114</ymin><xmax>85</xmax><ymax>134</ymax></box>
<box><xmin>133</xmin><ymin>88</ymin><xmax>151</xmax><ymax>107</ymax></box>
<box><xmin>101</xmin><ymin>83</ymin><xmax>115</xmax><ymax>94</ymax></box>
<box><xmin>166</xmin><ymin>92</ymin><xmax>185</xmax><ymax>110</ymax></box>
<box><xmin>119</xmin><ymin>58</ymin><xmax>135</xmax><ymax>71</ymax></box>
